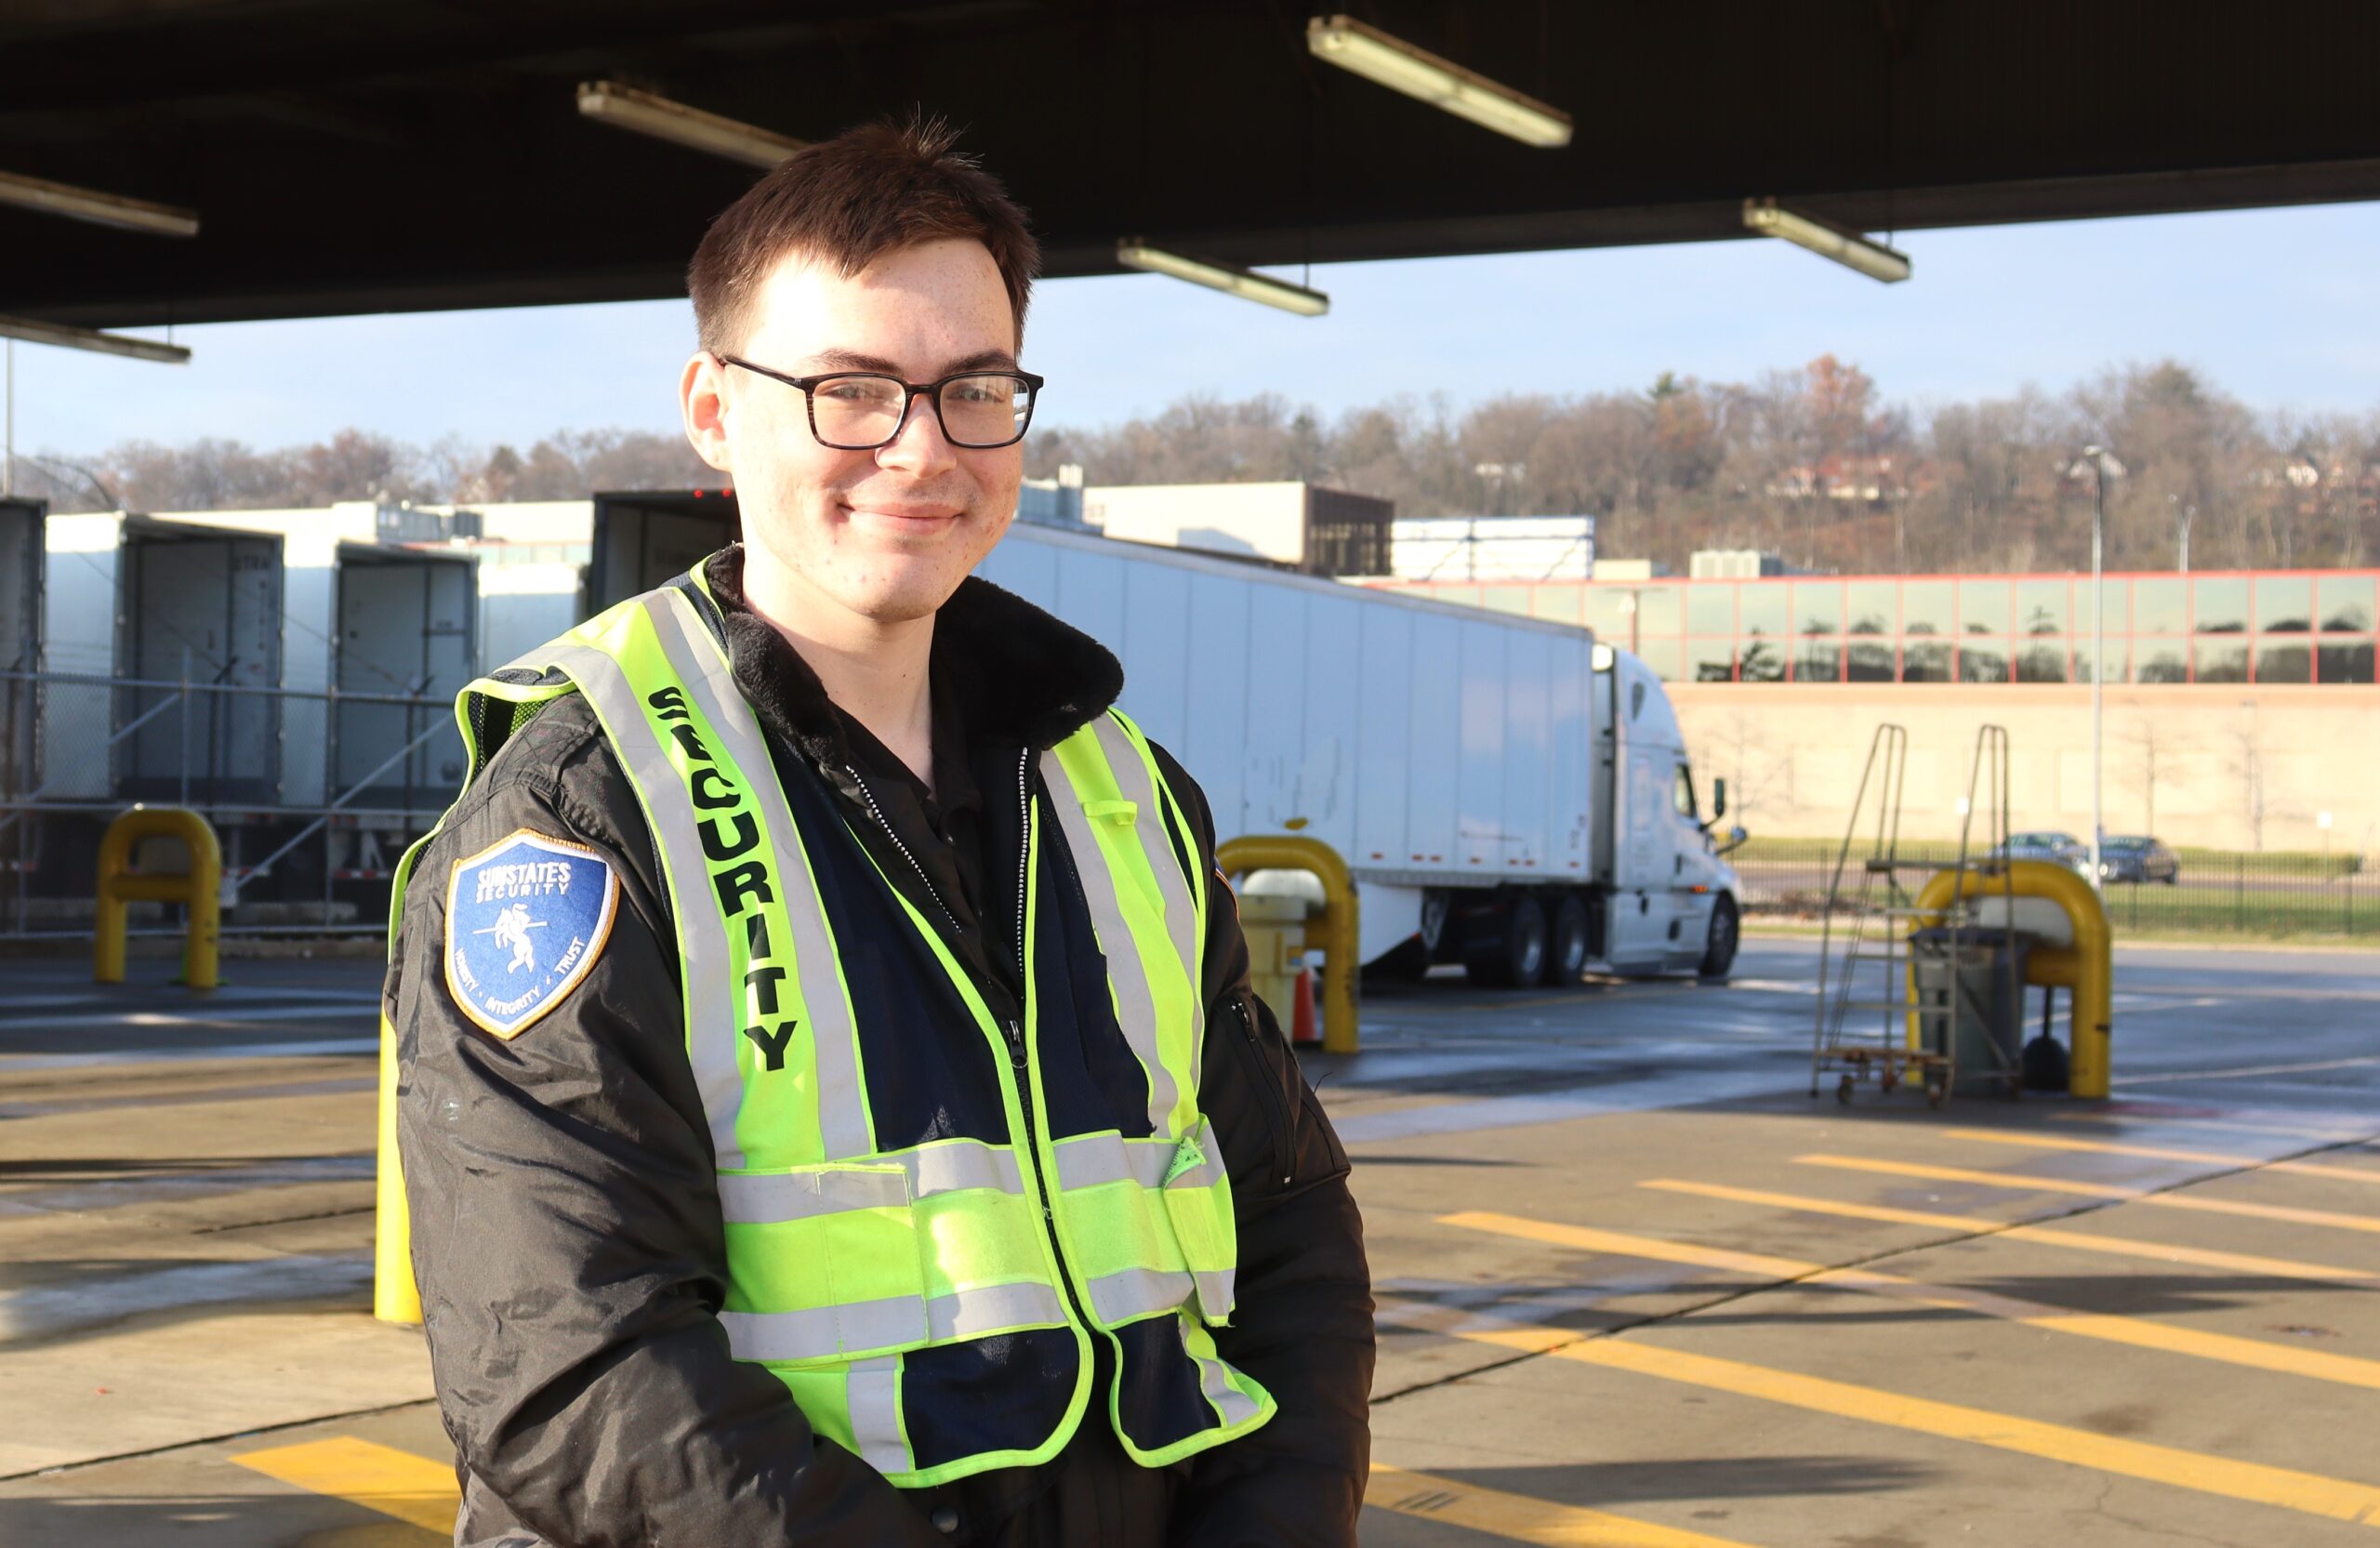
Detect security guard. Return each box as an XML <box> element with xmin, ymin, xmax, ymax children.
<box><xmin>387</xmin><ymin>118</ymin><xmax>1374</xmax><ymax>1546</ymax></box>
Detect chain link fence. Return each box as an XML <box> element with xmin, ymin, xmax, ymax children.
<box><xmin>1730</xmin><ymin>837</ymin><xmax>2373</xmax><ymax>940</ymax></box>
<box><xmin>0</xmin><ymin>669</ymin><xmax>460</xmax><ymax>939</ymax></box>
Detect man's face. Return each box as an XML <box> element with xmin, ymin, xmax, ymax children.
<box><xmin>682</xmin><ymin>237</ymin><xmax>1022</xmax><ymax>627</ymax></box>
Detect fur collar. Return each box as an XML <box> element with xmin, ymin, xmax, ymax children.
<box><xmin>702</xmin><ymin>545</ymin><xmax>1123</xmax><ymax>757</ymax></box>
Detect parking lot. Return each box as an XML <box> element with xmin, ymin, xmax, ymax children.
<box><xmin>3</xmin><ymin>937</ymin><xmax>2376</xmax><ymax>1545</ymax></box>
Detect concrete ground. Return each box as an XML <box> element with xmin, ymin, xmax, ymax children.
<box><xmin>2</xmin><ymin>939</ymin><xmax>2375</xmax><ymax>1545</ymax></box>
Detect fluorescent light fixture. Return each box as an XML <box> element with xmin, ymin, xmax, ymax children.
<box><xmin>576</xmin><ymin>81</ymin><xmax>807</xmax><ymax>169</ymax></box>
<box><xmin>1306</xmin><ymin>15</ymin><xmax>1571</xmax><ymax>148</ymax></box>
<box><xmin>0</xmin><ymin>169</ymin><xmax>197</xmax><ymax>238</ymax></box>
<box><xmin>1116</xmin><ymin>241</ymin><xmax>1329</xmax><ymax>317</ymax></box>
<box><xmin>1741</xmin><ymin>198</ymin><xmax>1911</xmax><ymax>284</ymax></box>
<box><xmin>0</xmin><ymin>314</ymin><xmax>190</xmax><ymax>364</ymax></box>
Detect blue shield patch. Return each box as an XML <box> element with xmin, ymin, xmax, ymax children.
<box><xmin>443</xmin><ymin>829</ymin><xmax>619</xmax><ymax>1039</ymax></box>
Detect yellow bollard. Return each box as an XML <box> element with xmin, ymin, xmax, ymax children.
<box><xmin>1911</xmin><ymin>860</ymin><xmax>2113</xmax><ymax>1099</ymax></box>
<box><xmin>375</xmin><ymin>1012</ymin><xmax>422</xmax><ymax>1324</ymax></box>
<box><xmin>1217</xmin><ymin>836</ymin><xmax>1360</xmax><ymax>1054</ymax></box>
<box><xmin>94</xmin><ymin>805</ymin><xmax>220</xmax><ymax>990</ymax></box>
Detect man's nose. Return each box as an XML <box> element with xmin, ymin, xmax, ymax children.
<box><xmin>877</xmin><ymin>389</ymin><xmax>958</xmax><ymax>472</ymax></box>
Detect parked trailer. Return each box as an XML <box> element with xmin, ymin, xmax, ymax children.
<box><xmin>43</xmin><ymin>511</ymin><xmax>284</xmax><ymax>807</ymax></box>
<box><xmin>581</xmin><ymin>495</ymin><xmax>1743</xmax><ymax>984</ymax></box>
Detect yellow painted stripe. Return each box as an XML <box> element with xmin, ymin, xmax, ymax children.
<box><xmin>1945</xmin><ymin>1127</ymin><xmax>2380</xmax><ymax>1185</ymax></box>
<box><xmin>1797</xmin><ymin>1152</ymin><xmax>2380</xmax><ymax>1236</ymax></box>
<box><xmin>1442</xmin><ymin>1210</ymin><xmax>2380</xmax><ymax>1392</ymax></box>
<box><xmin>1504</xmin><ymin>1333</ymin><xmax>2380</xmax><ymax>1529</ymax></box>
<box><xmin>1370</xmin><ymin>1462</ymin><xmax>1760</xmax><ymax>1547</ymax></box>
<box><xmin>1641</xmin><ymin>1179</ymin><xmax>2380</xmax><ymax>1285</ymax></box>
<box><xmin>230</xmin><ymin>1436</ymin><xmax>458</xmax><ymax>1532</ymax></box>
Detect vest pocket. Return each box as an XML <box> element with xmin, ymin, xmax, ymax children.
<box><xmin>1158</xmin><ymin>1125</ymin><xmax>1238</xmax><ymax>1326</ymax></box>
<box><xmin>718</xmin><ymin>1160</ymin><xmax>932</xmax><ymax>1364</ymax></box>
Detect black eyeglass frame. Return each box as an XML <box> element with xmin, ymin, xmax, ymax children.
<box><xmin>715</xmin><ymin>352</ymin><xmax>1045</xmax><ymax>450</ymax></box>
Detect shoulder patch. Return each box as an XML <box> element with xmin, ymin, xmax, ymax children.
<box><xmin>443</xmin><ymin>829</ymin><xmax>619</xmax><ymax>1039</ymax></box>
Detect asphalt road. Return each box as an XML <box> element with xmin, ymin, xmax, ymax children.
<box><xmin>2</xmin><ymin>939</ymin><xmax>2375</xmax><ymax>1546</ymax></box>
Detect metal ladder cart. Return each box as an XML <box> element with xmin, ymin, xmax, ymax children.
<box><xmin>1810</xmin><ymin>724</ymin><xmax>2022</xmax><ymax>1106</ymax></box>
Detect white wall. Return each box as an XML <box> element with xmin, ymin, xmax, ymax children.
<box><xmin>1083</xmin><ymin>483</ymin><xmax>1308</xmax><ymax>566</ymax></box>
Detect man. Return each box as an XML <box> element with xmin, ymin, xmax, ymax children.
<box><xmin>388</xmin><ymin>117</ymin><xmax>1374</xmax><ymax>1546</ymax></box>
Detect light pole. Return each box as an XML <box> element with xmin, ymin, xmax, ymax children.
<box><xmin>2080</xmin><ymin>445</ymin><xmax>2122</xmax><ymax>893</ymax></box>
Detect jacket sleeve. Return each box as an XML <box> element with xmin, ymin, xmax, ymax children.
<box><xmin>1146</xmin><ymin>745</ymin><xmax>1376</xmax><ymax>1548</ymax></box>
<box><xmin>389</xmin><ymin>704</ymin><xmax>943</xmax><ymax>1548</ymax></box>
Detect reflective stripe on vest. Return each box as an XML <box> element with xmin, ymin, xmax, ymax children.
<box><xmin>421</xmin><ymin>577</ymin><xmax>1272</xmax><ymax>1484</ymax></box>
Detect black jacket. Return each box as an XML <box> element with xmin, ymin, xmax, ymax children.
<box><xmin>387</xmin><ymin>550</ymin><xmax>1373</xmax><ymax>1547</ymax></box>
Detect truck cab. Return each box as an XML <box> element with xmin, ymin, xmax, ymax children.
<box><xmin>1595</xmin><ymin>643</ymin><xmax>1744</xmax><ymax>976</ymax></box>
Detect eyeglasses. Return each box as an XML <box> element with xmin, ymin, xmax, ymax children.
<box><xmin>716</xmin><ymin>354</ymin><xmax>1044</xmax><ymax>450</ymax></box>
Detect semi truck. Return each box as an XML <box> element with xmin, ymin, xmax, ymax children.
<box><xmin>586</xmin><ymin>493</ymin><xmax>1746</xmax><ymax>985</ymax></box>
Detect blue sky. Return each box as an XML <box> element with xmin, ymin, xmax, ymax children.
<box><xmin>10</xmin><ymin>200</ymin><xmax>2380</xmax><ymax>460</ymax></box>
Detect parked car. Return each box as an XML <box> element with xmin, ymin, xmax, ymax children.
<box><xmin>2100</xmin><ymin>834</ymin><xmax>2181</xmax><ymax>885</ymax></box>
<box><xmin>1989</xmin><ymin>831</ymin><xmax>2092</xmax><ymax>876</ymax></box>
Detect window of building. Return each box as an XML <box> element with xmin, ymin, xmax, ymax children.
<box><xmin>1580</xmin><ymin>589</ymin><xmax>1633</xmax><ymax>637</ymax></box>
<box><xmin>2016</xmin><ymin>578</ymin><xmax>2069</xmax><ymax>636</ymax></box>
<box><xmin>1737</xmin><ymin>637</ymin><xmax>1788</xmax><ymax>681</ymax></box>
<box><xmin>1793</xmin><ymin>581</ymin><xmax>1841</xmax><ymax>637</ymax></box>
<box><xmin>1846</xmin><ymin>642</ymin><xmax>1895</xmax><ymax>681</ymax></box>
<box><xmin>1633</xmin><ymin>637</ymin><xmax>1684</xmax><ymax>681</ymax></box>
<box><xmin>1482</xmin><ymin>586</ymin><xmax>1530</xmax><ymax>618</ymax></box>
<box><xmin>1793</xmin><ymin>639</ymin><xmax>1841</xmax><ymax>681</ymax></box>
<box><xmin>1901</xmin><ymin>580</ymin><xmax>1953</xmax><ymax>637</ymax></box>
<box><xmin>1739</xmin><ymin>583</ymin><xmax>1791</xmax><ymax>638</ymax></box>
<box><xmin>1687</xmin><ymin>638</ymin><xmax>1738</xmax><ymax>682</ymax></box>
<box><xmin>2254</xmin><ymin>576</ymin><xmax>2312</xmax><ymax>633</ymax></box>
<box><xmin>2135</xmin><ymin>640</ymin><xmax>2188</xmax><ymax>683</ymax></box>
<box><xmin>1845</xmin><ymin>581</ymin><xmax>1897</xmax><ymax>636</ymax></box>
<box><xmin>1687</xmin><ymin>585</ymin><xmax>1736</xmax><ymax>636</ymax></box>
<box><xmin>2320</xmin><ymin>642</ymin><xmax>2376</xmax><ymax>683</ymax></box>
<box><xmin>2192</xmin><ymin>576</ymin><xmax>2250</xmax><ymax>634</ymax></box>
<box><xmin>2256</xmin><ymin>643</ymin><xmax>2312</xmax><ymax>682</ymax></box>
<box><xmin>1962</xmin><ymin>640</ymin><xmax>2012</xmax><ymax>682</ymax></box>
<box><xmin>2132</xmin><ymin>577</ymin><xmax>2186</xmax><ymax>633</ymax></box>
<box><xmin>1531</xmin><ymin>588</ymin><xmax>1584</xmax><ymax>625</ymax></box>
<box><xmin>2072</xmin><ymin>577</ymin><xmax>2123</xmax><ymax>636</ymax></box>
<box><xmin>2075</xmin><ymin>641</ymin><xmax>2131</xmax><ymax>683</ymax></box>
<box><xmin>1633</xmin><ymin>587</ymin><xmax>1683</xmax><ymax>637</ymax></box>
<box><xmin>1960</xmin><ymin>580</ymin><xmax>2011</xmax><ymax>636</ymax></box>
<box><xmin>2319</xmin><ymin>575</ymin><xmax>2376</xmax><ymax>633</ymax></box>
<box><xmin>2012</xmin><ymin>640</ymin><xmax>2066</xmax><ymax>683</ymax></box>
<box><xmin>2194</xmin><ymin>639</ymin><xmax>2250</xmax><ymax>682</ymax></box>
<box><xmin>1900</xmin><ymin>641</ymin><xmax>1952</xmax><ymax>681</ymax></box>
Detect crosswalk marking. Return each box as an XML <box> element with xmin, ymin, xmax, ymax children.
<box><xmin>229</xmin><ymin>1436</ymin><xmax>457</xmax><ymax>1533</ymax></box>
<box><xmin>1795</xmin><ymin>1152</ymin><xmax>2380</xmax><ymax>1236</ymax></box>
<box><xmin>1943</xmin><ymin>1126</ymin><xmax>2380</xmax><ymax>1185</ymax></box>
<box><xmin>1440</xmin><ymin>1210</ymin><xmax>2380</xmax><ymax>1391</ymax></box>
<box><xmin>1641</xmin><ymin>1178</ymin><xmax>2380</xmax><ymax>1285</ymax></box>
<box><xmin>1382</xmin><ymin>1299</ymin><xmax>2380</xmax><ymax>1531</ymax></box>
<box><xmin>1370</xmin><ymin>1462</ymin><xmax>1760</xmax><ymax>1546</ymax></box>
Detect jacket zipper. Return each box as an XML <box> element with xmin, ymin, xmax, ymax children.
<box><xmin>842</xmin><ymin>762</ymin><xmax>965</xmax><ymax>940</ymax></box>
<box><xmin>1232</xmin><ymin>996</ymin><xmax>1296</xmax><ymax>1187</ymax></box>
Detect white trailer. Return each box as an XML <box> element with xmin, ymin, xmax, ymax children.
<box><xmin>584</xmin><ymin>497</ymin><xmax>1744</xmax><ymax>984</ymax></box>
<box><xmin>43</xmin><ymin>511</ymin><xmax>285</xmax><ymax>807</ymax></box>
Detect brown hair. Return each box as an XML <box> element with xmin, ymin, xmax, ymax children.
<box><xmin>687</xmin><ymin>113</ymin><xmax>1038</xmax><ymax>354</ymax></box>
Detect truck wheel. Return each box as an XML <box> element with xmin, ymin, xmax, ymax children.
<box><xmin>1549</xmin><ymin>896</ymin><xmax>1591</xmax><ymax>986</ymax></box>
<box><xmin>1697</xmin><ymin>897</ymin><xmax>1740</xmax><ymax>980</ymax></box>
<box><xmin>1465</xmin><ymin>895</ymin><xmax>1547</xmax><ymax>988</ymax></box>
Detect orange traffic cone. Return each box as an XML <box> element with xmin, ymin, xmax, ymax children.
<box><xmin>1290</xmin><ymin>964</ymin><xmax>1319</xmax><ymax>1046</ymax></box>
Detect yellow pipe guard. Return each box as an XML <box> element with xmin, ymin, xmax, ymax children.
<box><xmin>1911</xmin><ymin>860</ymin><xmax>2113</xmax><ymax>1100</ymax></box>
<box><xmin>1217</xmin><ymin>835</ymin><xmax>1360</xmax><ymax>1054</ymax></box>
<box><xmin>94</xmin><ymin>805</ymin><xmax>220</xmax><ymax>991</ymax></box>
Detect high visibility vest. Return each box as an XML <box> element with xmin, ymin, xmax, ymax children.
<box><xmin>398</xmin><ymin>571</ymin><xmax>1273</xmax><ymax>1488</ymax></box>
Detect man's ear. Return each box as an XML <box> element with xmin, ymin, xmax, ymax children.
<box><xmin>681</xmin><ymin>352</ymin><xmax>734</xmax><ymax>474</ymax></box>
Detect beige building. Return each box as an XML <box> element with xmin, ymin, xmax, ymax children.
<box><xmin>1671</xmin><ymin>681</ymin><xmax>2380</xmax><ymax>855</ymax></box>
